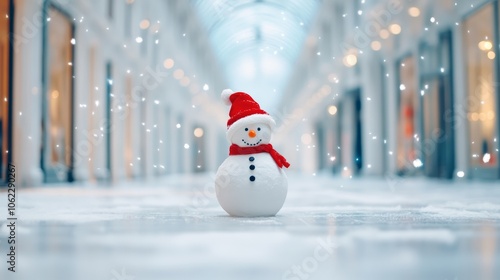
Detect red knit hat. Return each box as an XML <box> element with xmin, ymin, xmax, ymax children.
<box><xmin>221</xmin><ymin>89</ymin><xmax>276</xmax><ymax>141</ymax></box>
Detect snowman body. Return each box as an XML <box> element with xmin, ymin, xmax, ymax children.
<box><xmin>215</xmin><ymin>153</ymin><xmax>287</xmax><ymax>217</ymax></box>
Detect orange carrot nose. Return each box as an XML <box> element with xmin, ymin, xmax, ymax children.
<box><xmin>248</xmin><ymin>130</ymin><xmax>257</xmax><ymax>138</ymax></box>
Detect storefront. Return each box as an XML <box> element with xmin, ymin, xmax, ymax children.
<box><xmin>0</xmin><ymin>0</ymin><xmax>13</xmax><ymax>185</ymax></box>
<box><xmin>41</xmin><ymin>3</ymin><xmax>75</xmax><ymax>182</ymax></box>
<box><xmin>462</xmin><ymin>1</ymin><xmax>500</xmax><ymax>179</ymax></box>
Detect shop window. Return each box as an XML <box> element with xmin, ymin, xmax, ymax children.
<box><xmin>418</xmin><ymin>31</ymin><xmax>455</xmax><ymax>179</ymax></box>
<box><xmin>463</xmin><ymin>3</ymin><xmax>498</xmax><ymax>169</ymax></box>
<box><xmin>0</xmin><ymin>0</ymin><xmax>11</xmax><ymax>182</ymax></box>
<box><xmin>163</xmin><ymin>107</ymin><xmax>171</xmax><ymax>174</ymax></box>
<box><xmin>342</xmin><ymin>88</ymin><xmax>363</xmax><ymax>175</ymax></box>
<box><xmin>44</xmin><ymin>7</ymin><xmax>74</xmax><ymax>181</ymax></box>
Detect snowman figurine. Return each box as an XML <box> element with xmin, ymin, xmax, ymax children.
<box><xmin>215</xmin><ymin>89</ymin><xmax>290</xmax><ymax>217</ymax></box>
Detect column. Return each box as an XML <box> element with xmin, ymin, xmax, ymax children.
<box><xmin>91</xmin><ymin>45</ymin><xmax>110</xmax><ymax>181</ymax></box>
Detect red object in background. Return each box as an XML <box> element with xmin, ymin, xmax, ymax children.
<box><xmin>403</xmin><ymin>105</ymin><xmax>414</xmax><ymax>138</ymax></box>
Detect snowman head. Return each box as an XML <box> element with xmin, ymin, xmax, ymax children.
<box><xmin>222</xmin><ymin>89</ymin><xmax>276</xmax><ymax>144</ymax></box>
<box><xmin>230</xmin><ymin>123</ymin><xmax>272</xmax><ymax>147</ymax></box>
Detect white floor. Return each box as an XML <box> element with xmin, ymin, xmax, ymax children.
<box><xmin>1</xmin><ymin>173</ymin><xmax>500</xmax><ymax>280</ymax></box>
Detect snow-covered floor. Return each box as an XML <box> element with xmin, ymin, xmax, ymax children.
<box><xmin>1</xmin><ymin>173</ymin><xmax>500</xmax><ymax>280</ymax></box>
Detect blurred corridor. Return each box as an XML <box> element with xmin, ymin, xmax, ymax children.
<box><xmin>1</xmin><ymin>0</ymin><xmax>500</xmax><ymax>185</ymax></box>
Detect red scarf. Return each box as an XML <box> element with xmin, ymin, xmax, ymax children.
<box><xmin>229</xmin><ymin>144</ymin><xmax>290</xmax><ymax>168</ymax></box>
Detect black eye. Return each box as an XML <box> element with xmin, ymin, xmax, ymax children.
<box><xmin>257</xmin><ymin>127</ymin><xmax>261</xmax><ymax>131</ymax></box>
<box><xmin>245</xmin><ymin>128</ymin><xmax>249</xmax><ymax>131</ymax></box>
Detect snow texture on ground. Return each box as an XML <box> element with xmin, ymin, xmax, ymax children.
<box><xmin>1</xmin><ymin>173</ymin><xmax>500</xmax><ymax>280</ymax></box>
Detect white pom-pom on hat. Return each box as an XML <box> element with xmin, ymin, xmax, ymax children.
<box><xmin>221</xmin><ymin>89</ymin><xmax>234</xmax><ymax>106</ymax></box>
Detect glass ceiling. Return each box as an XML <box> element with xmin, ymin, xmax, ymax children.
<box><xmin>191</xmin><ymin>0</ymin><xmax>319</xmax><ymax>110</ymax></box>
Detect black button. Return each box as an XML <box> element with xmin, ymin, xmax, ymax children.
<box><xmin>249</xmin><ymin>176</ymin><xmax>255</xmax><ymax>182</ymax></box>
<box><xmin>249</xmin><ymin>165</ymin><xmax>255</xmax><ymax>170</ymax></box>
<box><xmin>249</xmin><ymin>156</ymin><xmax>255</xmax><ymax>162</ymax></box>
